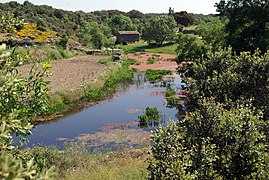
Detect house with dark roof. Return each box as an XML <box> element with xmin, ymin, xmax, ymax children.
<box><xmin>116</xmin><ymin>31</ymin><xmax>140</xmax><ymax>44</ymax></box>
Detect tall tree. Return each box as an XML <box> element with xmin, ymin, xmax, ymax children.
<box><xmin>196</xmin><ymin>19</ymin><xmax>227</xmax><ymax>52</ymax></box>
<box><xmin>173</xmin><ymin>11</ymin><xmax>194</xmax><ymax>27</ymax></box>
<box><xmin>105</xmin><ymin>14</ymin><xmax>137</xmax><ymax>35</ymax></box>
<box><xmin>216</xmin><ymin>0</ymin><xmax>269</xmax><ymax>53</ymax></box>
<box><xmin>141</xmin><ymin>15</ymin><xmax>177</xmax><ymax>45</ymax></box>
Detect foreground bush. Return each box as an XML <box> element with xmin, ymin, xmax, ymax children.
<box><xmin>184</xmin><ymin>48</ymin><xmax>269</xmax><ymax>113</ymax></box>
<box><xmin>0</xmin><ymin>44</ymin><xmax>55</xmax><ymax>178</ymax></box>
<box><xmin>148</xmin><ymin>98</ymin><xmax>269</xmax><ymax>179</ymax></box>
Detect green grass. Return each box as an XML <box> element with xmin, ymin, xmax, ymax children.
<box><xmin>31</xmin><ymin>145</ymin><xmax>149</xmax><ymax>180</ymax></box>
<box><xmin>117</xmin><ymin>41</ymin><xmax>177</xmax><ymax>54</ymax></box>
<box><xmin>85</xmin><ymin>60</ymin><xmax>134</xmax><ymax>101</ymax></box>
<box><xmin>145</xmin><ymin>69</ymin><xmax>172</xmax><ymax>83</ymax></box>
<box><xmin>147</xmin><ymin>59</ymin><xmax>155</xmax><ymax>64</ymax></box>
<box><xmin>183</xmin><ymin>25</ymin><xmax>198</xmax><ymax>31</ymax></box>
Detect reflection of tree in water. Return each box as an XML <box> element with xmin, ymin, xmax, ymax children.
<box><xmin>138</xmin><ymin>118</ymin><xmax>164</xmax><ymax>129</ymax></box>
<box><xmin>175</xmin><ymin>104</ymin><xmax>186</xmax><ymax>121</ymax></box>
<box><xmin>134</xmin><ymin>73</ymin><xmax>184</xmax><ymax>129</ymax></box>
<box><xmin>117</xmin><ymin>79</ymin><xmax>132</xmax><ymax>90</ymax></box>
<box><xmin>133</xmin><ymin>72</ymin><xmax>146</xmax><ymax>87</ymax></box>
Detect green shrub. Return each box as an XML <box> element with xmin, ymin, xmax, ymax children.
<box><xmin>124</xmin><ymin>59</ymin><xmax>141</xmax><ymax>66</ymax></box>
<box><xmin>148</xmin><ymin>98</ymin><xmax>269</xmax><ymax>179</ymax></box>
<box><xmin>138</xmin><ymin>107</ymin><xmax>162</xmax><ymax>128</ymax></box>
<box><xmin>99</xmin><ymin>58</ymin><xmax>113</xmax><ymax>64</ymax></box>
<box><xmin>47</xmin><ymin>49</ymin><xmax>63</xmax><ymax>60</ymax></box>
<box><xmin>58</xmin><ymin>37</ymin><xmax>68</xmax><ymax>49</ymax></box>
<box><xmin>147</xmin><ymin>59</ymin><xmax>155</xmax><ymax>64</ymax></box>
<box><xmin>165</xmin><ymin>85</ymin><xmax>176</xmax><ymax>97</ymax></box>
<box><xmin>0</xmin><ymin>44</ymin><xmax>55</xmax><ymax>178</ymax></box>
<box><xmin>145</xmin><ymin>69</ymin><xmax>172</xmax><ymax>82</ymax></box>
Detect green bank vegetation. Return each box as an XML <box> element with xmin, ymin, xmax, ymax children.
<box><xmin>30</xmin><ymin>144</ymin><xmax>149</xmax><ymax>180</ymax></box>
<box><xmin>145</xmin><ymin>69</ymin><xmax>172</xmax><ymax>82</ymax></box>
<box><xmin>43</xmin><ymin>57</ymin><xmax>134</xmax><ymax>117</ymax></box>
<box><xmin>85</xmin><ymin>61</ymin><xmax>133</xmax><ymax>101</ymax></box>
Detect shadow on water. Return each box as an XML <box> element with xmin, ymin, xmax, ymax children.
<box><xmin>18</xmin><ymin>72</ymin><xmax>183</xmax><ymax>152</ymax></box>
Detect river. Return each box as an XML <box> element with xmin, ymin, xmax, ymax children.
<box><xmin>23</xmin><ymin>72</ymin><xmax>182</xmax><ymax>152</ymax></box>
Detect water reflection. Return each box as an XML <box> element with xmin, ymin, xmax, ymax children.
<box><xmin>21</xmin><ymin>72</ymin><xmax>182</xmax><ymax>151</ymax></box>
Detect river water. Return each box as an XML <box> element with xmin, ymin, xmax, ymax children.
<box><xmin>23</xmin><ymin>72</ymin><xmax>182</xmax><ymax>151</ymax></box>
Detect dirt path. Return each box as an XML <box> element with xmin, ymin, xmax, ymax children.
<box><xmin>18</xmin><ymin>55</ymin><xmax>108</xmax><ymax>93</ymax></box>
<box><xmin>128</xmin><ymin>52</ymin><xmax>178</xmax><ymax>71</ymax></box>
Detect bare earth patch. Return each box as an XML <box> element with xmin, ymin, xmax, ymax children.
<box><xmin>18</xmin><ymin>55</ymin><xmax>108</xmax><ymax>93</ymax></box>
<box><xmin>128</xmin><ymin>52</ymin><xmax>178</xmax><ymax>71</ymax></box>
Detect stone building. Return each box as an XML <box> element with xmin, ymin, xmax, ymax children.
<box><xmin>116</xmin><ymin>31</ymin><xmax>139</xmax><ymax>44</ymax></box>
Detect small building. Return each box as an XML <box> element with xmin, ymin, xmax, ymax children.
<box><xmin>116</xmin><ymin>31</ymin><xmax>140</xmax><ymax>45</ymax></box>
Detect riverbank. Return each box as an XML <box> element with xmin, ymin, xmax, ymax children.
<box><xmin>23</xmin><ymin>54</ymin><xmax>181</xmax><ymax>179</ymax></box>
<box><xmin>35</xmin><ymin>58</ymin><xmax>134</xmax><ymax>122</ymax></box>
<box><xmin>19</xmin><ymin>53</ymin><xmax>179</xmax><ymax>123</ymax></box>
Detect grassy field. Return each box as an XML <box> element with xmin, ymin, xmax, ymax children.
<box><xmin>31</xmin><ymin>145</ymin><xmax>149</xmax><ymax>180</ymax></box>
<box><xmin>117</xmin><ymin>41</ymin><xmax>177</xmax><ymax>54</ymax></box>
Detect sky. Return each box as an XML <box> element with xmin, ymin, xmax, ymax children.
<box><xmin>0</xmin><ymin>0</ymin><xmax>218</xmax><ymax>14</ymax></box>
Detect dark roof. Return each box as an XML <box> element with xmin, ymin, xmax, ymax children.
<box><xmin>117</xmin><ymin>31</ymin><xmax>140</xmax><ymax>35</ymax></box>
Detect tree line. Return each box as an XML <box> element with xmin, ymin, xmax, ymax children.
<box><xmin>0</xmin><ymin>1</ymin><xmax>216</xmax><ymax>49</ymax></box>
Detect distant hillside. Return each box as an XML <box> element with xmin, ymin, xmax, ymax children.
<box><xmin>0</xmin><ymin>1</ymin><xmax>215</xmax><ymax>36</ymax></box>
<box><xmin>0</xmin><ymin>1</ymin><xmax>216</xmax><ymax>49</ymax></box>
<box><xmin>0</xmin><ymin>1</ymin><xmax>150</xmax><ymax>37</ymax></box>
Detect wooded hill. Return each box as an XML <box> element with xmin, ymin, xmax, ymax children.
<box><xmin>0</xmin><ymin>1</ymin><xmax>215</xmax><ymax>36</ymax></box>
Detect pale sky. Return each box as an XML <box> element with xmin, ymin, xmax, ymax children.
<box><xmin>0</xmin><ymin>0</ymin><xmax>218</xmax><ymax>14</ymax></box>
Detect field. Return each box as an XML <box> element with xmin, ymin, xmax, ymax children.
<box><xmin>128</xmin><ymin>52</ymin><xmax>177</xmax><ymax>71</ymax></box>
<box><xmin>117</xmin><ymin>41</ymin><xmax>177</xmax><ymax>54</ymax></box>
<box><xmin>18</xmin><ymin>55</ymin><xmax>108</xmax><ymax>93</ymax></box>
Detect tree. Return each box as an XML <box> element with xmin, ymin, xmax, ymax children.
<box><xmin>78</xmin><ymin>22</ymin><xmax>112</xmax><ymax>49</ymax></box>
<box><xmin>126</xmin><ymin>10</ymin><xmax>144</xmax><ymax>19</ymax></box>
<box><xmin>105</xmin><ymin>14</ymin><xmax>137</xmax><ymax>35</ymax></box>
<box><xmin>196</xmin><ymin>19</ymin><xmax>227</xmax><ymax>52</ymax></box>
<box><xmin>141</xmin><ymin>15</ymin><xmax>177</xmax><ymax>45</ymax></box>
<box><xmin>173</xmin><ymin>11</ymin><xmax>194</xmax><ymax>27</ymax></box>
<box><xmin>215</xmin><ymin>0</ymin><xmax>269</xmax><ymax>53</ymax></box>
<box><xmin>91</xmin><ymin>28</ymin><xmax>105</xmax><ymax>49</ymax></box>
<box><xmin>148</xmin><ymin>98</ymin><xmax>269</xmax><ymax>179</ymax></box>
<box><xmin>176</xmin><ymin>33</ymin><xmax>208</xmax><ymax>63</ymax></box>
<box><xmin>183</xmin><ymin>48</ymin><xmax>269</xmax><ymax>115</ymax></box>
